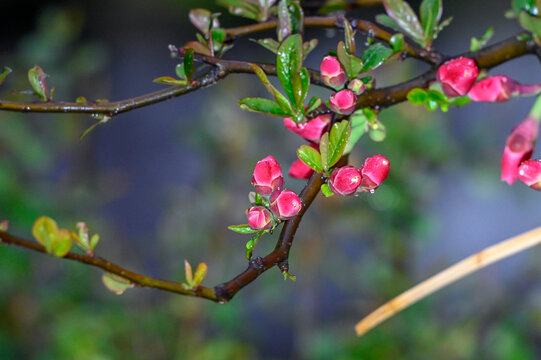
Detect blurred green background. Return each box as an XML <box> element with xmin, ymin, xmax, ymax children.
<box><xmin>1</xmin><ymin>0</ymin><xmax>540</xmax><ymax>359</ymax></box>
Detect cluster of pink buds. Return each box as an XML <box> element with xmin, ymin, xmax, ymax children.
<box><xmin>328</xmin><ymin>155</ymin><xmax>390</xmax><ymax>195</ymax></box>
<box><xmin>247</xmin><ymin>156</ymin><xmax>302</xmax><ymax>230</ymax></box>
<box><xmin>437</xmin><ymin>57</ymin><xmax>541</xmax><ymax>103</ymax></box>
<box><xmin>320</xmin><ymin>56</ymin><xmax>362</xmax><ymax>115</ymax></box>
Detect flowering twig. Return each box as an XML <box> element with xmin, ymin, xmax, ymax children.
<box><xmin>355</xmin><ymin>226</ymin><xmax>541</xmax><ymax>337</ymax></box>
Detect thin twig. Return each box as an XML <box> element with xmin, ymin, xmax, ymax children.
<box><xmin>355</xmin><ymin>226</ymin><xmax>541</xmax><ymax>336</ymax></box>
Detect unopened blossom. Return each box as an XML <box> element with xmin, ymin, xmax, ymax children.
<box><xmin>436</xmin><ymin>57</ymin><xmax>479</xmax><ymax>97</ymax></box>
<box><xmin>283</xmin><ymin>114</ymin><xmax>331</xmax><ymax>143</ymax></box>
<box><xmin>328</xmin><ymin>166</ymin><xmax>362</xmax><ymax>195</ymax></box>
<box><xmin>329</xmin><ymin>89</ymin><xmax>357</xmax><ymax>115</ymax></box>
<box><xmin>320</xmin><ymin>56</ymin><xmax>347</xmax><ymax>89</ymax></box>
<box><xmin>247</xmin><ymin>206</ymin><xmax>273</xmax><ymax>230</ymax></box>
<box><xmin>252</xmin><ymin>156</ymin><xmax>284</xmax><ymax>196</ymax></box>
<box><xmin>269</xmin><ymin>189</ymin><xmax>302</xmax><ymax>219</ymax></box>
<box><xmin>501</xmin><ymin>117</ymin><xmax>538</xmax><ymax>185</ymax></box>
<box><xmin>359</xmin><ymin>155</ymin><xmax>390</xmax><ymax>191</ymax></box>
<box><xmin>518</xmin><ymin>159</ymin><xmax>541</xmax><ymax>191</ymax></box>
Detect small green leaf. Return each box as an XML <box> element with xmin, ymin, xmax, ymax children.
<box><xmin>239</xmin><ymin>98</ymin><xmax>291</xmax><ymax>116</ymax></box>
<box><xmin>306</xmin><ymin>97</ymin><xmax>322</xmax><ymax>113</ymax></box>
<box><xmin>470</xmin><ymin>27</ymin><xmax>494</xmax><ymax>52</ymax></box>
<box><xmin>28</xmin><ymin>66</ymin><xmax>48</xmax><ymax>101</ymax></box>
<box><xmin>211</xmin><ymin>28</ymin><xmax>227</xmax><ymax>52</ymax></box>
<box><xmin>299</xmin><ymin>67</ymin><xmax>310</xmax><ymax>107</ymax></box>
<box><xmin>427</xmin><ymin>89</ymin><xmax>447</xmax><ymax>104</ymax></box>
<box><xmin>425</xmin><ymin>100</ymin><xmax>438</xmax><ymax>111</ymax></box>
<box><xmin>102</xmin><ymin>272</ymin><xmax>133</xmax><ymax>295</ymax></box>
<box><xmin>297</xmin><ymin>145</ymin><xmax>323</xmax><ymax>173</ymax></box>
<box><xmin>253</xmin><ymin>38</ymin><xmax>280</xmax><ymax>54</ymax></box>
<box><xmin>217</xmin><ymin>0</ymin><xmax>261</xmax><ymax>20</ymax></box>
<box><xmin>318</xmin><ymin>0</ymin><xmax>347</xmax><ymax>14</ymax></box>
<box><xmin>337</xmin><ymin>41</ymin><xmax>364</xmax><ymax>80</ymax></box>
<box><xmin>419</xmin><ymin>0</ymin><xmax>442</xmax><ymax>43</ymax></box>
<box><xmin>303</xmin><ymin>39</ymin><xmax>319</xmax><ymax>59</ymax></box>
<box><xmin>344</xmin><ymin>18</ymin><xmax>356</xmax><ymax>54</ymax></box>
<box><xmin>512</xmin><ymin>0</ymin><xmax>538</xmax><ymax>16</ymax></box>
<box><xmin>228</xmin><ymin>224</ymin><xmax>260</xmax><ymax>234</ymax></box>
<box><xmin>389</xmin><ymin>33</ymin><xmax>405</xmax><ymax>52</ymax></box>
<box><xmin>327</xmin><ymin>120</ymin><xmax>351</xmax><ymax>168</ymax></box>
<box><xmin>183</xmin><ymin>49</ymin><xmax>194</xmax><ymax>81</ymax></box>
<box><xmin>375</xmin><ymin>14</ymin><xmax>404</xmax><ymax>33</ymax></box>
<box><xmin>277</xmin><ymin>34</ymin><xmax>304</xmax><ymax>106</ymax></box>
<box><xmin>345</xmin><ymin>110</ymin><xmax>368</xmax><ymax>154</ymax></box>
<box><xmin>360</xmin><ymin>43</ymin><xmax>393</xmax><ymax>73</ymax></box>
<box><xmin>519</xmin><ymin>11</ymin><xmax>541</xmax><ymax>37</ymax></box>
<box><xmin>407</xmin><ymin>88</ymin><xmax>428</xmax><ymax>105</ymax></box>
<box><xmin>382</xmin><ymin>0</ymin><xmax>425</xmax><ymax>45</ymax></box>
<box><xmin>0</xmin><ymin>67</ymin><xmax>12</xmax><ymax>86</ymax></box>
<box><xmin>32</xmin><ymin>216</ymin><xmax>72</xmax><ymax>256</ymax></box>
<box><xmin>250</xmin><ymin>64</ymin><xmax>293</xmax><ymax>112</ymax></box>
<box><xmin>246</xmin><ymin>231</ymin><xmax>264</xmax><ymax>260</ymax></box>
<box><xmin>90</xmin><ymin>234</ymin><xmax>100</xmax><ymax>250</ymax></box>
<box><xmin>153</xmin><ymin>76</ymin><xmax>187</xmax><ymax>85</ymax></box>
<box><xmin>176</xmin><ymin>64</ymin><xmax>186</xmax><ymax>79</ymax></box>
<box><xmin>320</xmin><ymin>132</ymin><xmax>329</xmax><ymax>171</ymax></box>
<box><xmin>184</xmin><ymin>260</ymin><xmax>193</xmax><ymax>285</ymax></box>
<box><xmin>76</xmin><ymin>96</ymin><xmax>87</xmax><ymax>103</ymax></box>
<box><xmin>189</xmin><ymin>9</ymin><xmax>218</xmax><ymax>36</ymax></box>
<box><xmin>321</xmin><ymin>183</ymin><xmax>335</xmax><ymax>197</ymax></box>
<box><xmin>193</xmin><ymin>262</ymin><xmax>208</xmax><ymax>286</ymax></box>
<box><xmin>368</xmin><ymin>120</ymin><xmax>387</xmax><ymax>142</ymax></box>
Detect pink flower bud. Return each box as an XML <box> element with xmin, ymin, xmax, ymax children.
<box><xmin>269</xmin><ymin>189</ymin><xmax>302</xmax><ymax>219</ymax></box>
<box><xmin>347</xmin><ymin>79</ymin><xmax>366</xmax><ymax>95</ymax></box>
<box><xmin>501</xmin><ymin>117</ymin><xmax>539</xmax><ymax>185</ymax></box>
<box><xmin>320</xmin><ymin>56</ymin><xmax>347</xmax><ymax>89</ymax></box>
<box><xmin>328</xmin><ymin>166</ymin><xmax>362</xmax><ymax>195</ymax></box>
<box><xmin>329</xmin><ymin>89</ymin><xmax>357</xmax><ymax>115</ymax></box>
<box><xmin>518</xmin><ymin>159</ymin><xmax>541</xmax><ymax>191</ymax></box>
<box><xmin>436</xmin><ymin>57</ymin><xmax>479</xmax><ymax>97</ymax></box>
<box><xmin>468</xmin><ymin>75</ymin><xmax>517</xmax><ymax>102</ymax></box>
<box><xmin>247</xmin><ymin>206</ymin><xmax>273</xmax><ymax>230</ymax></box>
<box><xmin>289</xmin><ymin>159</ymin><xmax>314</xmax><ymax>179</ymax></box>
<box><xmin>283</xmin><ymin>114</ymin><xmax>331</xmax><ymax>143</ymax></box>
<box><xmin>252</xmin><ymin>155</ymin><xmax>284</xmax><ymax>196</ymax></box>
<box><xmin>359</xmin><ymin>155</ymin><xmax>390</xmax><ymax>191</ymax></box>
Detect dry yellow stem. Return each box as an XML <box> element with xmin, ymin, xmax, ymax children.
<box><xmin>355</xmin><ymin>226</ymin><xmax>541</xmax><ymax>336</ymax></box>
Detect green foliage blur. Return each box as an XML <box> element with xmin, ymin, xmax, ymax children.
<box><xmin>0</xmin><ymin>1</ymin><xmax>540</xmax><ymax>359</ymax></box>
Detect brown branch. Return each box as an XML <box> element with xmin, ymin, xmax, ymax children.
<box><xmin>0</xmin><ymin>230</ymin><xmax>217</xmax><ymax>300</ymax></box>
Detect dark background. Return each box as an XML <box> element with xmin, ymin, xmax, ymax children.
<box><xmin>1</xmin><ymin>0</ymin><xmax>540</xmax><ymax>359</ymax></box>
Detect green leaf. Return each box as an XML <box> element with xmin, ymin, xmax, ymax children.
<box><xmin>211</xmin><ymin>28</ymin><xmax>227</xmax><ymax>51</ymax></box>
<box><xmin>299</xmin><ymin>67</ymin><xmax>310</xmax><ymax>107</ymax></box>
<box><xmin>28</xmin><ymin>66</ymin><xmax>48</xmax><ymax>101</ymax></box>
<box><xmin>407</xmin><ymin>88</ymin><xmax>428</xmax><ymax>105</ymax></box>
<box><xmin>321</xmin><ymin>183</ymin><xmax>335</xmax><ymax>197</ymax></box>
<box><xmin>320</xmin><ymin>132</ymin><xmax>329</xmax><ymax>171</ymax></box>
<box><xmin>277</xmin><ymin>34</ymin><xmax>303</xmax><ymax>106</ymax></box>
<box><xmin>327</xmin><ymin>120</ymin><xmax>351</xmax><ymax>168</ymax></box>
<box><xmin>519</xmin><ymin>11</ymin><xmax>541</xmax><ymax>37</ymax></box>
<box><xmin>425</xmin><ymin>99</ymin><xmax>438</xmax><ymax>111</ymax></box>
<box><xmin>153</xmin><ymin>76</ymin><xmax>187</xmax><ymax>85</ymax></box>
<box><xmin>419</xmin><ymin>0</ymin><xmax>442</xmax><ymax>43</ymax></box>
<box><xmin>175</xmin><ymin>64</ymin><xmax>186</xmax><ymax>79</ymax></box>
<box><xmin>250</xmin><ymin>64</ymin><xmax>293</xmax><ymax>112</ymax></box>
<box><xmin>0</xmin><ymin>67</ymin><xmax>12</xmax><ymax>86</ymax></box>
<box><xmin>375</xmin><ymin>14</ymin><xmax>404</xmax><ymax>33</ymax></box>
<box><xmin>389</xmin><ymin>33</ymin><xmax>405</xmax><ymax>52</ymax></box>
<box><xmin>382</xmin><ymin>0</ymin><xmax>425</xmax><ymax>45</ymax></box>
<box><xmin>253</xmin><ymin>38</ymin><xmax>280</xmax><ymax>54</ymax></box>
<box><xmin>512</xmin><ymin>0</ymin><xmax>538</xmax><ymax>16</ymax></box>
<box><xmin>297</xmin><ymin>145</ymin><xmax>323</xmax><ymax>172</ymax></box>
<box><xmin>228</xmin><ymin>224</ymin><xmax>260</xmax><ymax>234</ymax></box>
<box><xmin>345</xmin><ymin>110</ymin><xmax>368</xmax><ymax>154</ymax></box>
<box><xmin>193</xmin><ymin>262</ymin><xmax>208</xmax><ymax>286</ymax></box>
<box><xmin>52</xmin><ymin>230</ymin><xmax>72</xmax><ymax>257</ymax></box>
<box><xmin>90</xmin><ymin>234</ymin><xmax>100</xmax><ymax>250</ymax></box>
<box><xmin>337</xmin><ymin>41</ymin><xmax>364</xmax><ymax>80</ymax></box>
<box><xmin>246</xmin><ymin>231</ymin><xmax>264</xmax><ymax>260</ymax></box>
<box><xmin>360</xmin><ymin>43</ymin><xmax>393</xmax><ymax>73</ymax></box>
<box><xmin>183</xmin><ymin>49</ymin><xmax>194</xmax><ymax>81</ymax></box>
<box><xmin>344</xmin><ymin>18</ymin><xmax>356</xmax><ymax>54</ymax></box>
<box><xmin>102</xmin><ymin>272</ymin><xmax>133</xmax><ymax>295</ymax></box>
<box><xmin>32</xmin><ymin>216</ymin><xmax>72</xmax><ymax>257</ymax></box>
<box><xmin>239</xmin><ymin>98</ymin><xmax>291</xmax><ymax>116</ymax></box>
<box><xmin>189</xmin><ymin>9</ymin><xmax>218</xmax><ymax>36</ymax></box>
<box><xmin>368</xmin><ymin>120</ymin><xmax>387</xmax><ymax>142</ymax></box>
<box><xmin>184</xmin><ymin>41</ymin><xmax>212</xmax><ymax>56</ymax></box>
<box><xmin>306</xmin><ymin>97</ymin><xmax>322</xmax><ymax>113</ymax></box>
<box><xmin>470</xmin><ymin>27</ymin><xmax>494</xmax><ymax>52</ymax></box>
<box><xmin>318</xmin><ymin>0</ymin><xmax>347</xmax><ymax>14</ymax></box>
<box><xmin>218</xmin><ymin>0</ymin><xmax>261</xmax><ymax>20</ymax></box>
<box><xmin>427</xmin><ymin>89</ymin><xmax>447</xmax><ymax>104</ymax></box>
<box><xmin>303</xmin><ymin>39</ymin><xmax>319</xmax><ymax>59</ymax></box>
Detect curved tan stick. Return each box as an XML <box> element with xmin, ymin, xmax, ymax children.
<box><xmin>355</xmin><ymin>226</ymin><xmax>541</xmax><ymax>336</ymax></box>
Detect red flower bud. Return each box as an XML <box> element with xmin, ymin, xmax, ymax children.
<box><xmin>329</xmin><ymin>166</ymin><xmax>362</xmax><ymax>195</ymax></box>
<box><xmin>283</xmin><ymin>114</ymin><xmax>331</xmax><ymax>143</ymax></box>
<box><xmin>269</xmin><ymin>189</ymin><xmax>302</xmax><ymax>219</ymax></box>
<box><xmin>436</xmin><ymin>57</ymin><xmax>479</xmax><ymax>97</ymax></box>
<box><xmin>518</xmin><ymin>159</ymin><xmax>541</xmax><ymax>191</ymax></box>
<box><xmin>359</xmin><ymin>155</ymin><xmax>390</xmax><ymax>192</ymax></box>
<box><xmin>252</xmin><ymin>155</ymin><xmax>284</xmax><ymax>196</ymax></box>
<box><xmin>468</xmin><ymin>75</ymin><xmax>517</xmax><ymax>102</ymax></box>
<box><xmin>247</xmin><ymin>206</ymin><xmax>273</xmax><ymax>230</ymax></box>
<box><xmin>329</xmin><ymin>89</ymin><xmax>357</xmax><ymax>115</ymax></box>
<box><xmin>289</xmin><ymin>159</ymin><xmax>314</xmax><ymax>179</ymax></box>
<box><xmin>501</xmin><ymin>117</ymin><xmax>539</xmax><ymax>185</ymax></box>
<box><xmin>320</xmin><ymin>56</ymin><xmax>347</xmax><ymax>89</ymax></box>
